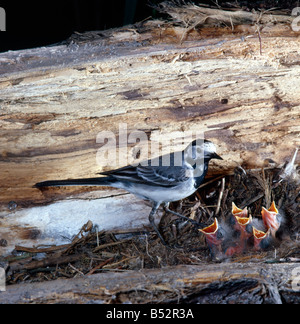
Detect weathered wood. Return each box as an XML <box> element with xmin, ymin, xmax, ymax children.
<box><xmin>157</xmin><ymin>2</ymin><xmax>295</xmax><ymax>27</ymax></box>
<box><xmin>1</xmin><ymin>263</ymin><xmax>299</xmax><ymax>304</ymax></box>
<box><xmin>0</xmin><ymin>14</ymin><xmax>300</xmax><ymax>254</ymax></box>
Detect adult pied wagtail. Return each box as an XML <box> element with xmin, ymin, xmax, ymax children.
<box><xmin>35</xmin><ymin>139</ymin><xmax>223</xmax><ymax>245</ymax></box>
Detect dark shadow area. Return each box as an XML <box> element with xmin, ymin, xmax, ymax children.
<box><xmin>0</xmin><ymin>0</ymin><xmax>298</xmax><ymax>52</ymax></box>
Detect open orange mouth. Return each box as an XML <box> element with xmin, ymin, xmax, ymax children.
<box><xmin>253</xmin><ymin>227</ymin><xmax>269</xmax><ymax>240</ymax></box>
<box><xmin>232</xmin><ymin>202</ymin><xmax>248</xmax><ymax>218</ymax></box>
<box><xmin>261</xmin><ymin>201</ymin><xmax>280</xmax><ymax>235</ymax></box>
<box><xmin>253</xmin><ymin>226</ymin><xmax>270</xmax><ymax>250</ymax></box>
<box><xmin>199</xmin><ymin>218</ymin><xmax>219</xmax><ymax>235</ymax></box>
<box><xmin>199</xmin><ymin>218</ymin><xmax>222</xmax><ymax>248</ymax></box>
<box><xmin>235</xmin><ymin>215</ymin><xmax>252</xmax><ymax>227</ymax></box>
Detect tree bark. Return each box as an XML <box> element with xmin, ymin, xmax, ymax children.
<box><xmin>1</xmin><ymin>263</ymin><xmax>299</xmax><ymax>304</ymax></box>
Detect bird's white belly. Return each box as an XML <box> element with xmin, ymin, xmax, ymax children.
<box><xmin>124</xmin><ymin>179</ymin><xmax>197</xmax><ymax>204</ymax></box>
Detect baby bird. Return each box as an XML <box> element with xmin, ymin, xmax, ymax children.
<box><xmin>199</xmin><ymin>218</ymin><xmax>225</xmax><ymax>257</ymax></box>
<box><xmin>252</xmin><ymin>227</ymin><xmax>271</xmax><ymax>251</ymax></box>
<box><xmin>261</xmin><ymin>201</ymin><xmax>281</xmax><ymax>238</ymax></box>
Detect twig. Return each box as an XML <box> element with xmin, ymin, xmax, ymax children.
<box><xmin>87</xmin><ymin>257</ymin><xmax>114</xmax><ymax>275</ymax></box>
<box><xmin>14</xmin><ymin>244</ymin><xmax>70</xmax><ymax>253</ymax></box>
<box><xmin>229</xmin><ymin>16</ymin><xmax>234</xmax><ymax>31</ymax></box>
<box><xmin>96</xmin><ymin>226</ymin><xmax>100</xmax><ymax>247</ymax></box>
<box><xmin>102</xmin><ymin>256</ymin><xmax>136</xmax><ymax>269</ymax></box>
<box><xmin>171</xmin><ymin>53</ymin><xmax>182</xmax><ymax>64</ymax></box>
<box><xmin>64</xmin><ymin>220</ymin><xmax>95</xmax><ymax>253</ymax></box>
<box><xmin>198</xmin><ymin>175</ymin><xmax>225</xmax><ymax>189</ymax></box>
<box><xmin>68</xmin><ymin>263</ymin><xmax>85</xmax><ymax>276</ymax></box>
<box><xmin>180</xmin><ymin>18</ymin><xmax>206</xmax><ymax>43</ymax></box>
<box><xmin>241</xmin><ymin>193</ymin><xmax>264</xmax><ymax>209</ymax></box>
<box><xmin>256</xmin><ymin>26</ymin><xmax>263</xmax><ymax>55</ymax></box>
<box><xmin>216</xmin><ymin>177</ymin><xmax>225</xmax><ymax>215</ymax></box>
<box><xmin>93</xmin><ymin>238</ymin><xmax>132</xmax><ymax>252</ymax></box>
<box><xmin>184</xmin><ymin>74</ymin><xmax>193</xmax><ymax>86</ymax></box>
<box><xmin>145</xmin><ymin>233</ymin><xmax>154</xmax><ymax>261</ymax></box>
<box><xmin>9</xmin><ymin>253</ymin><xmax>84</xmax><ymax>272</ymax></box>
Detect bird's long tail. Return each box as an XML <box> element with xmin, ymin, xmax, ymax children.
<box><xmin>34</xmin><ymin>176</ymin><xmax>115</xmax><ymax>188</ymax></box>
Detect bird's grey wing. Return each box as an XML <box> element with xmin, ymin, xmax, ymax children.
<box><xmin>136</xmin><ymin>165</ymin><xmax>190</xmax><ymax>187</ymax></box>
<box><xmin>100</xmin><ymin>165</ymin><xmax>139</xmax><ymax>182</ymax></box>
<box><xmin>101</xmin><ymin>164</ymin><xmax>190</xmax><ymax>187</ymax></box>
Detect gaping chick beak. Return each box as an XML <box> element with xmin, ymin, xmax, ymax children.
<box><xmin>232</xmin><ymin>202</ymin><xmax>248</xmax><ymax>231</ymax></box>
<box><xmin>232</xmin><ymin>202</ymin><xmax>248</xmax><ymax>218</ymax></box>
<box><xmin>261</xmin><ymin>201</ymin><xmax>280</xmax><ymax>237</ymax></box>
<box><xmin>235</xmin><ymin>215</ymin><xmax>252</xmax><ymax>233</ymax></box>
<box><xmin>225</xmin><ymin>214</ymin><xmax>252</xmax><ymax>256</ymax></box>
<box><xmin>199</xmin><ymin>218</ymin><xmax>222</xmax><ymax>251</ymax></box>
<box><xmin>253</xmin><ymin>227</ymin><xmax>271</xmax><ymax>251</ymax></box>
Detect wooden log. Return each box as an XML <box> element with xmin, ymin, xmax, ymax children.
<box><xmin>1</xmin><ymin>263</ymin><xmax>299</xmax><ymax>304</ymax></box>
<box><xmin>157</xmin><ymin>2</ymin><xmax>295</xmax><ymax>27</ymax></box>
<box><xmin>0</xmin><ymin>14</ymin><xmax>300</xmax><ymax>254</ymax></box>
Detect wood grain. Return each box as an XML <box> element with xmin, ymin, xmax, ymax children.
<box><xmin>1</xmin><ymin>263</ymin><xmax>299</xmax><ymax>303</ymax></box>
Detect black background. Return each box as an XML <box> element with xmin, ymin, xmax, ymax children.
<box><xmin>1</xmin><ymin>0</ymin><xmax>162</xmax><ymax>53</ymax></box>
<box><xmin>0</xmin><ymin>0</ymin><xmax>298</xmax><ymax>53</ymax></box>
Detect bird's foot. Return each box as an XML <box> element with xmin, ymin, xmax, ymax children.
<box><xmin>163</xmin><ymin>204</ymin><xmax>202</xmax><ymax>227</ymax></box>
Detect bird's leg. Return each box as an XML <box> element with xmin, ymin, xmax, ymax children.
<box><xmin>148</xmin><ymin>202</ymin><xmax>167</xmax><ymax>246</ymax></box>
<box><xmin>163</xmin><ymin>203</ymin><xmax>202</xmax><ymax>227</ymax></box>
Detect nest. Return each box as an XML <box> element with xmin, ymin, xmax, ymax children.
<box><xmin>4</xmin><ymin>161</ymin><xmax>299</xmax><ymax>285</ymax></box>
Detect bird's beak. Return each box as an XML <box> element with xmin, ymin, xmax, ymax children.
<box><xmin>232</xmin><ymin>203</ymin><xmax>248</xmax><ymax>231</ymax></box>
<box><xmin>261</xmin><ymin>201</ymin><xmax>280</xmax><ymax>236</ymax></box>
<box><xmin>235</xmin><ymin>215</ymin><xmax>252</xmax><ymax>228</ymax></box>
<box><xmin>268</xmin><ymin>201</ymin><xmax>279</xmax><ymax>213</ymax></box>
<box><xmin>235</xmin><ymin>215</ymin><xmax>252</xmax><ymax>238</ymax></box>
<box><xmin>253</xmin><ymin>227</ymin><xmax>270</xmax><ymax>251</ymax></box>
<box><xmin>232</xmin><ymin>202</ymin><xmax>248</xmax><ymax>218</ymax></box>
<box><xmin>199</xmin><ymin>218</ymin><xmax>222</xmax><ymax>249</ymax></box>
<box><xmin>212</xmin><ymin>152</ymin><xmax>223</xmax><ymax>160</ymax></box>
